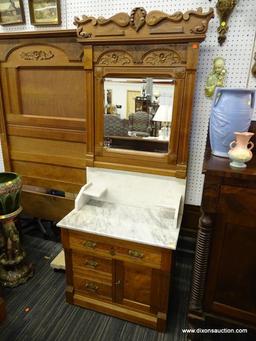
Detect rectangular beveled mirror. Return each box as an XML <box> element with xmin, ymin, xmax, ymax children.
<box><xmin>103</xmin><ymin>77</ymin><xmax>175</xmax><ymax>153</ymax></box>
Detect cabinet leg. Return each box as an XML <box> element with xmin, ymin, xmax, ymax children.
<box><xmin>188</xmin><ymin>210</ymin><xmax>213</xmax><ymax>323</ymax></box>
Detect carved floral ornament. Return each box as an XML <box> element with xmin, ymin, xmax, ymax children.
<box><xmin>143</xmin><ymin>50</ymin><xmax>181</xmax><ymax>65</ymax></box>
<box><xmin>96</xmin><ymin>49</ymin><xmax>182</xmax><ymax>66</ymax></box>
<box><xmin>98</xmin><ymin>52</ymin><xmax>132</xmax><ymax>66</ymax></box>
<box><xmin>74</xmin><ymin>7</ymin><xmax>214</xmax><ymax>40</ymax></box>
<box><xmin>20</xmin><ymin>50</ymin><xmax>54</xmax><ymax>61</ymax></box>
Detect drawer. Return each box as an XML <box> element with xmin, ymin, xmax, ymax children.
<box><xmin>72</xmin><ymin>252</ymin><xmax>112</xmax><ymax>274</ymax></box>
<box><xmin>69</xmin><ymin>231</ymin><xmax>163</xmax><ymax>268</ymax></box>
<box><xmin>73</xmin><ymin>275</ymin><xmax>112</xmax><ymax>300</ymax></box>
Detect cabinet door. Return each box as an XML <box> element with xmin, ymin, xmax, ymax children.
<box><xmin>114</xmin><ymin>261</ymin><xmax>152</xmax><ymax>312</ymax></box>
<box><xmin>205</xmin><ymin>186</ymin><xmax>256</xmax><ymax>325</ymax></box>
<box><xmin>114</xmin><ymin>260</ymin><xmax>170</xmax><ymax>315</ymax></box>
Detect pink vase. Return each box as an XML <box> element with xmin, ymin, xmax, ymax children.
<box><xmin>228</xmin><ymin>132</ymin><xmax>254</xmax><ymax>168</ymax></box>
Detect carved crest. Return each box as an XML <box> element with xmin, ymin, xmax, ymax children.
<box><xmin>20</xmin><ymin>50</ymin><xmax>54</xmax><ymax>61</ymax></box>
<box><xmin>146</xmin><ymin>10</ymin><xmax>183</xmax><ymax>26</ymax></box>
<box><xmin>190</xmin><ymin>20</ymin><xmax>208</xmax><ymax>34</ymax></box>
<box><xmin>130</xmin><ymin>7</ymin><xmax>146</xmax><ymax>31</ymax></box>
<box><xmin>97</xmin><ymin>13</ymin><xmax>130</xmax><ymax>27</ymax></box>
<box><xmin>74</xmin><ymin>7</ymin><xmax>214</xmax><ymax>43</ymax></box>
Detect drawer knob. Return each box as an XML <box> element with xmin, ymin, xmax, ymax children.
<box><xmin>83</xmin><ymin>240</ymin><xmax>97</xmax><ymax>249</ymax></box>
<box><xmin>85</xmin><ymin>259</ymin><xmax>98</xmax><ymax>268</ymax></box>
<box><xmin>85</xmin><ymin>282</ymin><xmax>99</xmax><ymax>293</ymax></box>
<box><xmin>128</xmin><ymin>249</ymin><xmax>144</xmax><ymax>259</ymax></box>
<box><xmin>109</xmin><ymin>247</ymin><xmax>116</xmax><ymax>256</ymax></box>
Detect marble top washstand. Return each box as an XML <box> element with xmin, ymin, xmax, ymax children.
<box><xmin>57</xmin><ymin>167</ymin><xmax>186</xmax><ymax>250</ymax></box>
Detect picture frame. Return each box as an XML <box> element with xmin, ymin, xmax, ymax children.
<box><xmin>0</xmin><ymin>0</ymin><xmax>25</xmax><ymax>26</ymax></box>
<box><xmin>29</xmin><ymin>0</ymin><xmax>61</xmax><ymax>26</ymax></box>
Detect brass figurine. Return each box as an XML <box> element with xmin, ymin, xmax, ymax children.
<box><xmin>205</xmin><ymin>57</ymin><xmax>226</xmax><ymax>97</ymax></box>
<box><xmin>216</xmin><ymin>0</ymin><xmax>237</xmax><ymax>45</ymax></box>
<box><xmin>252</xmin><ymin>52</ymin><xmax>256</xmax><ymax>78</ymax></box>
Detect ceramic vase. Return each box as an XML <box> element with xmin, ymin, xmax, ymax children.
<box><xmin>228</xmin><ymin>132</ymin><xmax>254</xmax><ymax>168</ymax></box>
<box><xmin>0</xmin><ymin>172</ymin><xmax>33</xmax><ymax>287</ymax></box>
<box><xmin>0</xmin><ymin>172</ymin><xmax>22</xmax><ymax>215</ymax></box>
<box><xmin>210</xmin><ymin>88</ymin><xmax>256</xmax><ymax>157</ymax></box>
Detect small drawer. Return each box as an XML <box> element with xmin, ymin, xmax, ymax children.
<box><xmin>69</xmin><ymin>232</ymin><xmax>111</xmax><ymax>256</ymax></box>
<box><xmin>72</xmin><ymin>252</ymin><xmax>112</xmax><ymax>274</ymax></box>
<box><xmin>69</xmin><ymin>230</ymin><xmax>163</xmax><ymax>268</ymax></box>
<box><xmin>114</xmin><ymin>245</ymin><xmax>162</xmax><ymax>268</ymax></box>
<box><xmin>73</xmin><ymin>275</ymin><xmax>112</xmax><ymax>300</ymax></box>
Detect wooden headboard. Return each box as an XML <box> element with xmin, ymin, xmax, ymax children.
<box><xmin>0</xmin><ymin>30</ymin><xmax>86</xmax><ymax>220</ymax></box>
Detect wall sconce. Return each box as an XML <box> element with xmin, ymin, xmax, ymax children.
<box><xmin>252</xmin><ymin>53</ymin><xmax>256</xmax><ymax>78</ymax></box>
<box><xmin>216</xmin><ymin>0</ymin><xmax>237</xmax><ymax>45</ymax></box>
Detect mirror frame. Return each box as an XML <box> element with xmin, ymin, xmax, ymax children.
<box><xmin>95</xmin><ymin>67</ymin><xmax>183</xmax><ymax>167</ymax></box>
<box><xmin>76</xmin><ymin>7</ymin><xmax>214</xmax><ymax>178</ymax></box>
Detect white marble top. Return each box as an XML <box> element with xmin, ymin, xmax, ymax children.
<box><xmin>57</xmin><ymin>199</ymin><xmax>182</xmax><ymax>250</ymax></box>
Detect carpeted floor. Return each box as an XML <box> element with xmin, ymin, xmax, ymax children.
<box><xmin>0</xmin><ymin>234</ymin><xmax>194</xmax><ymax>341</ymax></box>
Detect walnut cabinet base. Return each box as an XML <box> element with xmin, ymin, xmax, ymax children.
<box><xmin>61</xmin><ymin>228</ymin><xmax>173</xmax><ymax>331</ymax></box>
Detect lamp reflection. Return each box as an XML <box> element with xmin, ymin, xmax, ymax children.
<box><xmin>153</xmin><ymin>105</ymin><xmax>172</xmax><ymax>140</ymax></box>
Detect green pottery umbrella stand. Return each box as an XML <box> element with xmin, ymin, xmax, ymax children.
<box><xmin>0</xmin><ymin>172</ymin><xmax>33</xmax><ymax>287</ymax></box>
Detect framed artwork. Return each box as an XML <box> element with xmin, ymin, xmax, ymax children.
<box><xmin>29</xmin><ymin>0</ymin><xmax>61</xmax><ymax>26</ymax></box>
<box><xmin>0</xmin><ymin>0</ymin><xmax>25</xmax><ymax>25</ymax></box>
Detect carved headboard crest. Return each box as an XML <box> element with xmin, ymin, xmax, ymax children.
<box><xmin>74</xmin><ymin>7</ymin><xmax>214</xmax><ymax>43</ymax></box>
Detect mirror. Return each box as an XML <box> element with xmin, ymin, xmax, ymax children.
<box><xmin>103</xmin><ymin>77</ymin><xmax>175</xmax><ymax>153</ymax></box>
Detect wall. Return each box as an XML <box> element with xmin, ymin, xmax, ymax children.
<box><xmin>0</xmin><ymin>0</ymin><xmax>256</xmax><ymax>205</ymax></box>
<box><xmin>104</xmin><ymin>80</ymin><xmax>143</xmax><ymax>119</ymax></box>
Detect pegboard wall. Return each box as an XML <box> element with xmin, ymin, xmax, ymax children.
<box><xmin>0</xmin><ymin>0</ymin><xmax>256</xmax><ymax>205</ymax></box>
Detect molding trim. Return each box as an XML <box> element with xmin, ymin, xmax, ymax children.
<box><xmin>0</xmin><ymin>29</ymin><xmax>76</xmax><ymax>40</ymax></box>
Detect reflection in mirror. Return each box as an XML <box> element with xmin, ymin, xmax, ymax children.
<box><xmin>104</xmin><ymin>78</ymin><xmax>175</xmax><ymax>153</ymax></box>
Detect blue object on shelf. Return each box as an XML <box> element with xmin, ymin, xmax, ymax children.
<box><xmin>209</xmin><ymin>87</ymin><xmax>256</xmax><ymax>157</ymax></box>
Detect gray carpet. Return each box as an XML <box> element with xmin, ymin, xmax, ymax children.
<box><xmin>0</xmin><ymin>235</ymin><xmax>193</xmax><ymax>341</ymax></box>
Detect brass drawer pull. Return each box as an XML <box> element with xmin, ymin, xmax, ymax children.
<box><xmin>85</xmin><ymin>259</ymin><xmax>98</xmax><ymax>268</ymax></box>
<box><xmin>128</xmin><ymin>249</ymin><xmax>144</xmax><ymax>259</ymax></box>
<box><xmin>85</xmin><ymin>282</ymin><xmax>99</xmax><ymax>293</ymax></box>
<box><xmin>83</xmin><ymin>240</ymin><xmax>97</xmax><ymax>249</ymax></box>
<box><xmin>109</xmin><ymin>247</ymin><xmax>116</xmax><ymax>256</ymax></box>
